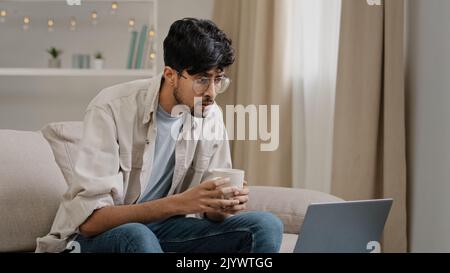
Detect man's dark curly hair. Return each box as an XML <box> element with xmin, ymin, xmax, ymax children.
<box><xmin>163</xmin><ymin>18</ymin><xmax>235</xmax><ymax>75</ymax></box>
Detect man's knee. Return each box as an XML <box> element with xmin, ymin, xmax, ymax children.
<box><xmin>238</xmin><ymin>211</ymin><xmax>283</xmax><ymax>253</ymax></box>
<box><xmin>113</xmin><ymin>223</ymin><xmax>162</xmax><ymax>253</ymax></box>
<box><xmin>244</xmin><ymin>212</ymin><xmax>283</xmax><ymax>233</ymax></box>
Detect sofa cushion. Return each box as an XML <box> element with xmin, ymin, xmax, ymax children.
<box><xmin>0</xmin><ymin>130</ymin><xmax>67</xmax><ymax>252</ymax></box>
<box><xmin>40</xmin><ymin>122</ymin><xmax>83</xmax><ymax>184</ymax></box>
<box><xmin>280</xmin><ymin>233</ymin><xmax>298</xmax><ymax>253</ymax></box>
<box><xmin>247</xmin><ymin>186</ymin><xmax>343</xmax><ymax>234</ymax></box>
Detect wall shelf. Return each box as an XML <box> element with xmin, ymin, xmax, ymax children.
<box><xmin>0</xmin><ymin>68</ymin><xmax>155</xmax><ymax>77</ymax></box>
<box><xmin>0</xmin><ymin>0</ymin><xmax>158</xmax><ymax>72</ymax></box>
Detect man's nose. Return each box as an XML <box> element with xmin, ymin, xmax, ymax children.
<box><xmin>204</xmin><ymin>81</ymin><xmax>217</xmax><ymax>98</ymax></box>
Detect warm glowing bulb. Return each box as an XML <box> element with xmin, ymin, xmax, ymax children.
<box><xmin>23</xmin><ymin>16</ymin><xmax>30</xmax><ymax>24</ymax></box>
<box><xmin>149</xmin><ymin>53</ymin><xmax>156</xmax><ymax>60</ymax></box>
<box><xmin>0</xmin><ymin>10</ymin><xmax>7</xmax><ymax>17</ymax></box>
<box><xmin>128</xmin><ymin>18</ymin><xmax>135</xmax><ymax>27</ymax></box>
<box><xmin>112</xmin><ymin>2</ymin><xmax>118</xmax><ymax>10</ymax></box>
<box><xmin>91</xmin><ymin>11</ymin><xmax>97</xmax><ymax>20</ymax></box>
<box><xmin>69</xmin><ymin>17</ymin><xmax>77</xmax><ymax>31</ymax></box>
<box><xmin>148</xmin><ymin>30</ymin><xmax>155</xmax><ymax>37</ymax></box>
<box><xmin>48</xmin><ymin>19</ymin><xmax>54</xmax><ymax>27</ymax></box>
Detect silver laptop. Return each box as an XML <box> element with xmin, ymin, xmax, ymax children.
<box><xmin>293</xmin><ymin>199</ymin><xmax>393</xmax><ymax>253</ymax></box>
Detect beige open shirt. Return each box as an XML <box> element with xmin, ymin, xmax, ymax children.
<box><xmin>35</xmin><ymin>74</ymin><xmax>232</xmax><ymax>253</ymax></box>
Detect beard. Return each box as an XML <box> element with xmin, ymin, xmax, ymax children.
<box><xmin>174</xmin><ymin>87</ymin><xmax>214</xmax><ymax>118</ymax></box>
<box><xmin>173</xmin><ymin>87</ymin><xmax>184</xmax><ymax>105</ymax></box>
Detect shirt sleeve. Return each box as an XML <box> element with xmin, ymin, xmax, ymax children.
<box><xmin>36</xmin><ymin>106</ymin><xmax>124</xmax><ymax>253</ymax></box>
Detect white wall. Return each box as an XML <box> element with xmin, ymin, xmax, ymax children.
<box><xmin>406</xmin><ymin>0</ymin><xmax>450</xmax><ymax>252</ymax></box>
<box><xmin>156</xmin><ymin>0</ymin><xmax>214</xmax><ymax>71</ymax></box>
<box><xmin>0</xmin><ymin>0</ymin><xmax>214</xmax><ymax>131</ymax></box>
<box><xmin>0</xmin><ymin>76</ymin><xmax>148</xmax><ymax>130</ymax></box>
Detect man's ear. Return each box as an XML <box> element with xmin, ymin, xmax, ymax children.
<box><xmin>163</xmin><ymin>67</ymin><xmax>178</xmax><ymax>87</ymax></box>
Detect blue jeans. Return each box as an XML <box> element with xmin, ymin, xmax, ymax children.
<box><xmin>75</xmin><ymin>211</ymin><xmax>283</xmax><ymax>253</ymax></box>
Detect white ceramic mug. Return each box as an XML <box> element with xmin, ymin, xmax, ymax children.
<box><xmin>211</xmin><ymin>168</ymin><xmax>245</xmax><ymax>190</ymax></box>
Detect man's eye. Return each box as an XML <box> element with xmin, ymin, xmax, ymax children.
<box><xmin>214</xmin><ymin>77</ymin><xmax>224</xmax><ymax>84</ymax></box>
<box><xmin>198</xmin><ymin>78</ymin><xmax>210</xmax><ymax>85</ymax></box>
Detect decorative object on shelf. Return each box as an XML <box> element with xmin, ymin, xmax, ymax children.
<box><xmin>69</xmin><ymin>17</ymin><xmax>77</xmax><ymax>31</ymax></box>
<box><xmin>90</xmin><ymin>10</ymin><xmax>97</xmax><ymax>26</ymax></box>
<box><xmin>22</xmin><ymin>16</ymin><xmax>30</xmax><ymax>31</ymax></box>
<box><xmin>72</xmin><ymin>54</ymin><xmax>81</xmax><ymax>68</ymax></box>
<box><xmin>93</xmin><ymin>52</ymin><xmax>104</xmax><ymax>70</ymax></box>
<box><xmin>0</xmin><ymin>9</ymin><xmax>7</xmax><ymax>23</ymax></box>
<box><xmin>47</xmin><ymin>47</ymin><xmax>62</xmax><ymax>68</ymax></box>
<box><xmin>72</xmin><ymin>54</ymin><xmax>91</xmax><ymax>69</ymax></box>
<box><xmin>83</xmin><ymin>54</ymin><xmax>90</xmax><ymax>69</ymax></box>
<box><xmin>47</xmin><ymin>18</ymin><xmax>54</xmax><ymax>32</ymax></box>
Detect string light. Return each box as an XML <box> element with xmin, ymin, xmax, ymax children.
<box><xmin>69</xmin><ymin>17</ymin><xmax>77</xmax><ymax>31</ymax></box>
<box><xmin>0</xmin><ymin>9</ymin><xmax>7</xmax><ymax>23</ymax></box>
<box><xmin>23</xmin><ymin>16</ymin><xmax>30</xmax><ymax>31</ymax></box>
<box><xmin>91</xmin><ymin>11</ymin><xmax>98</xmax><ymax>25</ymax></box>
<box><xmin>111</xmin><ymin>2</ymin><xmax>118</xmax><ymax>15</ymax></box>
<box><xmin>147</xmin><ymin>26</ymin><xmax>157</xmax><ymax>69</ymax></box>
<box><xmin>10</xmin><ymin>6</ymin><xmax>157</xmax><ymax>43</ymax></box>
<box><xmin>47</xmin><ymin>18</ymin><xmax>54</xmax><ymax>32</ymax></box>
<box><xmin>128</xmin><ymin>18</ymin><xmax>135</xmax><ymax>32</ymax></box>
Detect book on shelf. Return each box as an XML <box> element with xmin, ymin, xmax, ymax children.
<box><xmin>134</xmin><ymin>24</ymin><xmax>148</xmax><ymax>69</ymax></box>
<box><xmin>127</xmin><ymin>25</ymin><xmax>156</xmax><ymax>70</ymax></box>
<box><xmin>127</xmin><ymin>30</ymin><xmax>138</xmax><ymax>69</ymax></box>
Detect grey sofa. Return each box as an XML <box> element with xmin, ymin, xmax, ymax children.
<box><xmin>0</xmin><ymin>122</ymin><xmax>342</xmax><ymax>253</ymax></box>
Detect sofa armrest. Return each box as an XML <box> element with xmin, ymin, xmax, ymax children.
<box><xmin>246</xmin><ymin>186</ymin><xmax>343</xmax><ymax>234</ymax></box>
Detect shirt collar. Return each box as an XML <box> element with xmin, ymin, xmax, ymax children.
<box><xmin>142</xmin><ymin>73</ymin><xmax>164</xmax><ymax>125</ymax></box>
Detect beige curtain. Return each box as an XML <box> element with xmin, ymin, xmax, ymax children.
<box><xmin>213</xmin><ymin>0</ymin><xmax>293</xmax><ymax>187</ymax></box>
<box><xmin>331</xmin><ymin>0</ymin><xmax>407</xmax><ymax>252</ymax></box>
<box><xmin>214</xmin><ymin>0</ymin><xmax>408</xmax><ymax>252</ymax></box>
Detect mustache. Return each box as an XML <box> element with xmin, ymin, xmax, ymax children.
<box><xmin>203</xmin><ymin>96</ymin><xmax>214</xmax><ymax>104</ymax></box>
<box><xmin>198</xmin><ymin>96</ymin><xmax>214</xmax><ymax>105</ymax></box>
